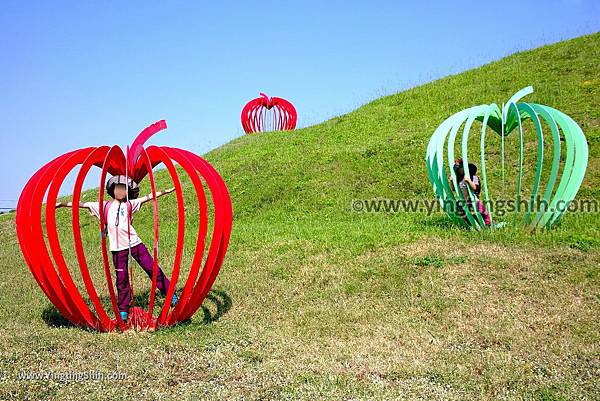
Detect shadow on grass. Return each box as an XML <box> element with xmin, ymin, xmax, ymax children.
<box><xmin>41</xmin><ymin>288</ymin><xmax>232</xmax><ymax>330</ymax></box>
<box><xmin>200</xmin><ymin>289</ymin><xmax>232</xmax><ymax>324</ymax></box>
<box><xmin>418</xmin><ymin>215</ymin><xmax>456</xmax><ymax>229</ymax></box>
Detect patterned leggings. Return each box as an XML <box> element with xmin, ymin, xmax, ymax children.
<box><xmin>111</xmin><ymin>242</ymin><xmax>171</xmax><ymax>313</ymax></box>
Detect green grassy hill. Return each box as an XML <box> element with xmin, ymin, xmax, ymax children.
<box><xmin>0</xmin><ymin>32</ymin><xmax>598</xmax><ymax>400</ymax></box>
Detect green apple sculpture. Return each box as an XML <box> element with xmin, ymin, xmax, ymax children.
<box><xmin>426</xmin><ymin>86</ymin><xmax>588</xmax><ymax>230</ymax></box>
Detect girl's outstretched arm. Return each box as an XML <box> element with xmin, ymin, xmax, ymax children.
<box><xmin>56</xmin><ymin>201</ymin><xmax>88</xmax><ymax>209</ymax></box>
<box><xmin>138</xmin><ymin>187</ymin><xmax>175</xmax><ymax>205</ymax></box>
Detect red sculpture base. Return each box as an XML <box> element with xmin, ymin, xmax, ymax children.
<box><xmin>109</xmin><ymin>307</ymin><xmax>158</xmax><ymax>332</ymax></box>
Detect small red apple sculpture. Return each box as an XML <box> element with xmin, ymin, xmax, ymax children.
<box><xmin>241</xmin><ymin>92</ymin><xmax>297</xmax><ymax>134</ymax></box>
<box><xmin>16</xmin><ymin>120</ymin><xmax>232</xmax><ymax>332</ymax></box>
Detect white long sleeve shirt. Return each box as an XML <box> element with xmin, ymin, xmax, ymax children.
<box><xmin>84</xmin><ymin>199</ymin><xmax>143</xmax><ymax>252</ymax></box>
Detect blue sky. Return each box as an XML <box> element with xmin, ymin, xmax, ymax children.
<box><xmin>1</xmin><ymin>0</ymin><xmax>599</xmax><ymax>210</ymax></box>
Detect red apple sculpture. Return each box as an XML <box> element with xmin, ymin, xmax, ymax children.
<box><xmin>16</xmin><ymin>120</ymin><xmax>232</xmax><ymax>332</ymax></box>
<box><xmin>241</xmin><ymin>92</ymin><xmax>297</xmax><ymax>134</ymax></box>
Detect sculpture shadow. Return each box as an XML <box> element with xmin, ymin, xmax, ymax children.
<box><xmin>41</xmin><ymin>288</ymin><xmax>232</xmax><ymax>330</ymax></box>
<box><xmin>419</xmin><ymin>214</ymin><xmax>456</xmax><ymax>229</ymax></box>
<box><xmin>200</xmin><ymin>289</ymin><xmax>232</xmax><ymax>324</ymax></box>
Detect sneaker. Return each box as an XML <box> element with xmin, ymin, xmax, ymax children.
<box><xmin>120</xmin><ymin>311</ymin><xmax>128</xmax><ymax>321</ymax></box>
<box><xmin>171</xmin><ymin>294</ymin><xmax>178</xmax><ymax>307</ymax></box>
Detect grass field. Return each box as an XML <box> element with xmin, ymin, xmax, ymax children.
<box><xmin>0</xmin><ymin>32</ymin><xmax>598</xmax><ymax>400</ymax></box>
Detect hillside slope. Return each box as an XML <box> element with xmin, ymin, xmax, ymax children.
<box><xmin>209</xmin><ymin>32</ymin><xmax>598</xmax><ymax>220</ymax></box>
<box><xmin>0</xmin><ymin>32</ymin><xmax>598</xmax><ymax>400</ymax></box>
